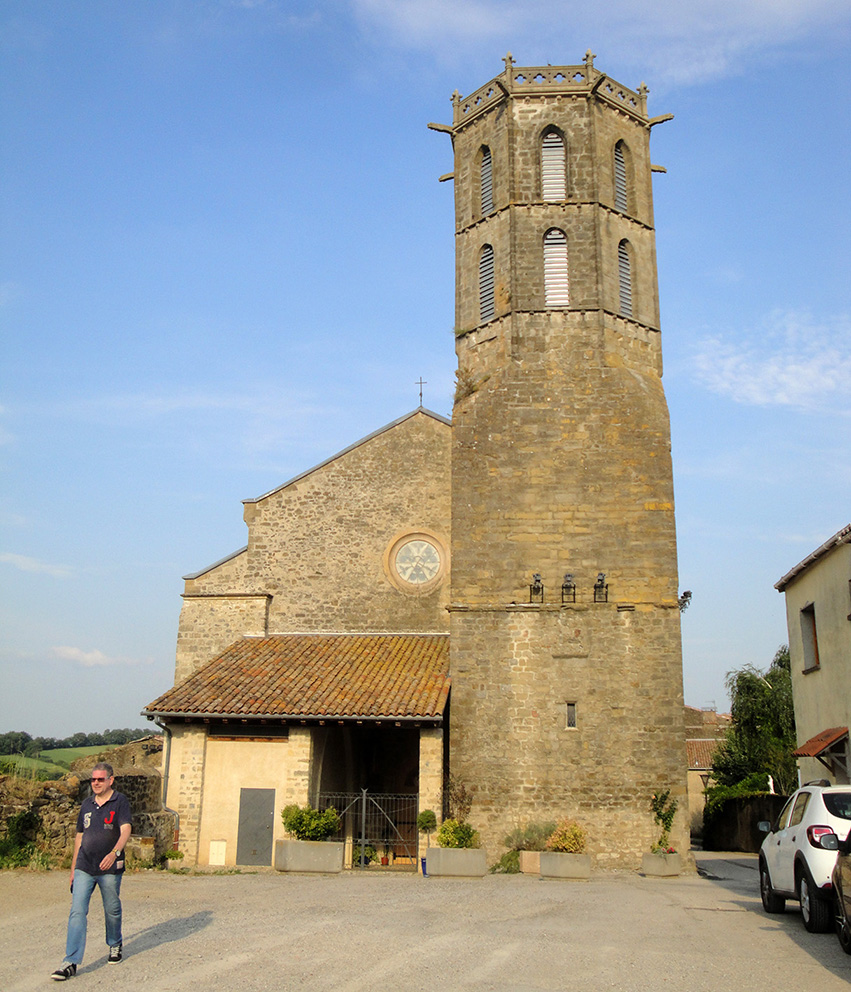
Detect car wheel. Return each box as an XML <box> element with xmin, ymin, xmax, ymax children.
<box><xmin>760</xmin><ymin>859</ymin><xmax>785</xmax><ymax>914</ymax></box>
<box><xmin>838</xmin><ymin>912</ymin><xmax>851</xmax><ymax>955</ymax></box>
<box><xmin>799</xmin><ymin>867</ymin><xmax>832</xmax><ymax>933</ymax></box>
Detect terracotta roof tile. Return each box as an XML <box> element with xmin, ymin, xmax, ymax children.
<box><xmin>686</xmin><ymin>739</ymin><xmax>720</xmax><ymax>770</ymax></box>
<box><xmin>144</xmin><ymin>634</ymin><xmax>450</xmax><ymax>721</ymax></box>
<box><xmin>793</xmin><ymin>726</ymin><xmax>848</xmax><ymax>757</ymax></box>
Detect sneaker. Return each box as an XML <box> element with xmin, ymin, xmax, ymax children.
<box><xmin>50</xmin><ymin>963</ymin><xmax>76</xmax><ymax>981</ymax></box>
<box><xmin>108</xmin><ymin>944</ymin><xmax>122</xmax><ymax>963</ymax></box>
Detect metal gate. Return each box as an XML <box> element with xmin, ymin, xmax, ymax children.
<box><xmin>315</xmin><ymin>790</ymin><xmax>419</xmax><ymax>870</ymax></box>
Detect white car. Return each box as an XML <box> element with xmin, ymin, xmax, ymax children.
<box><xmin>758</xmin><ymin>781</ymin><xmax>851</xmax><ymax>932</ymax></box>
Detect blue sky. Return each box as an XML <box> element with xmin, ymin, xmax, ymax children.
<box><xmin>1</xmin><ymin>1</ymin><xmax>849</xmax><ymax>739</ymax></box>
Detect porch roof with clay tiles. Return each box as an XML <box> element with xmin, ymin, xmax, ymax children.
<box><xmin>143</xmin><ymin>633</ymin><xmax>450</xmax><ymax>724</ymax></box>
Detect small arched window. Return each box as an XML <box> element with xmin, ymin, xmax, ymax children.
<box><xmin>541</xmin><ymin>130</ymin><xmax>566</xmax><ymax>200</ymax></box>
<box><xmin>614</xmin><ymin>141</ymin><xmax>628</xmax><ymax>212</ymax></box>
<box><xmin>543</xmin><ymin>229</ymin><xmax>569</xmax><ymax>307</ymax></box>
<box><xmin>618</xmin><ymin>240</ymin><xmax>633</xmax><ymax>317</ymax></box>
<box><xmin>480</xmin><ymin>146</ymin><xmax>494</xmax><ymax>215</ymax></box>
<box><xmin>479</xmin><ymin>244</ymin><xmax>495</xmax><ymax>323</ymax></box>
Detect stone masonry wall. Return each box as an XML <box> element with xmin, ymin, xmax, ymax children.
<box><xmin>171</xmin><ymin>411</ymin><xmax>452</xmax><ymax>685</ymax></box>
<box><xmin>448</xmin><ymin>65</ymin><xmax>686</xmax><ymax>867</ymax></box>
<box><xmin>449</xmin><ymin>606</ymin><xmax>688</xmax><ymax>866</ymax></box>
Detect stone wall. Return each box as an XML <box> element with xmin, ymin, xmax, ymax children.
<box><xmin>448</xmin><ymin>62</ymin><xmax>686</xmax><ymax>868</ymax></box>
<box><xmin>173</xmin><ymin>410</ymin><xmax>452</xmax><ymax>684</ymax></box>
<box><xmin>1</xmin><ymin>737</ymin><xmax>171</xmax><ymax>865</ymax></box>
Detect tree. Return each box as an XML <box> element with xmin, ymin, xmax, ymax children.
<box><xmin>711</xmin><ymin>646</ymin><xmax>798</xmax><ymax>795</ymax></box>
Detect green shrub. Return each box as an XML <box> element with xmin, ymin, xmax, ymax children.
<box><xmin>703</xmin><ymin>772</ymin><xmax>770</xmax><ymax>823</ymax></box>
<box><xmin>417</xmin><ymin>809</ymin><xmax>437</xmax><ymax>835</ymax></box>
<box><xmin>352</xmin><ymin>844</ymin><xmax>377</xmax><ymax>866</ymax></box>
<box><xmin>0</xmin><ymin>809</ymin><xmax>44</xmax><ymax>868</ymax></box>
<box><xmin>436</xmin><ymin>818</ymin><xmax>479</xmax><ymax>849</ymax></box>
<box><xmin>503</xmin><ymin>821</ymin><xmax>557</xmax><ymax>852</ymax></box>
<box><xmin>281</xmin><ymin>804</ymin><xmax>340</xmax><ymax>842</ymax></box>
<box><xmin>545</xmin><ymin>818</ymin><xmax>587</xmax><ymax>854</ymax></box>
<box><xmin>490</xmin><ymin>849</ymin><xmax>520</xmax><ymax>874</ymax></box>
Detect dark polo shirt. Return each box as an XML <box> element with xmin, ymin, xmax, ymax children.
<box><xmin>75</xmin><ymin>791</ymin><xmax>132</xmax><ymax>875</ymax></box>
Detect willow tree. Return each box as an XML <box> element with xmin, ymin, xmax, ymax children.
<box><xmin>711</xmin><ymin>646</ymin><xmax>798</xmax><ymax>796</ymax></box>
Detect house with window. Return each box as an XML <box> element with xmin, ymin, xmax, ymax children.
<box><xmin>775</xmin><ymin>524</ymin><xmax>851</xmax><ymax>784</ymax></box>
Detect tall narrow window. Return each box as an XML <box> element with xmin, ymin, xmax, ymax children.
<box><xmin>543</xmin><ymin>229</ymin><xmax>569</xmax><ymax>307</ymax></box>
<box><xmin>614</xmin><ymin>140</ymin><xmax>628</xmax><ymax>212</ymax></box>
<box><xmin>541</xmin><ymin>130</ymin><xmax>566</xmax><ymax>200</ymax></box>
<box><xmin>618</xmin><ymin>240</ymin><xmax>633</xmax><ymax>317</ymax></box>
<box><xmin>480</xmin><ymin>146</ymin><xmax>494</xmax><ymax>215</ymax></box>
<box><xmin>800</xmin><ymin>603</ymin><xmax>820</xmax><ymax>670</ymax></box>
<box><xmin>565</xmin><ymin>702</ymin><xmax>577</xmax><ymax>729</ymax></box>
<box><xmin>479</xmin><ymin>244</ymin><xmax>495</xmax><ymax>322</ymax></box>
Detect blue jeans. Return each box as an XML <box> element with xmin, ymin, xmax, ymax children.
<box><xmin>64</xmin><ymin>870</ymin><xmax>123</xmax><ymax>965</ymax></box>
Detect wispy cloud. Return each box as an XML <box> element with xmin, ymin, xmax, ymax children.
<box><xmin>350</xmin><ymin>0</ymin><xmax>851</xmax><ymax>84</ymax></box>
<box><xmin>0</xmin><ymin>552</ymin><xmax>72</xmax><ymax>578</ymax></box>
<box><xmin>691</xmin><ymin>309</ymin><xmax>851</xmax><ymax>412</ymax></box>
<box><xmin>51</xmin><ymin>646</ymin><xmax>125</xmax><ymax>668</ymax></box>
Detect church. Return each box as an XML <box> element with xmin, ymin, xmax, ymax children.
<box><xmin>144</xmin><ymin>53</ymin><xmax>689</xmax><ymax>870</ymax></box>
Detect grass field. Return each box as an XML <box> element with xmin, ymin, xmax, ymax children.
<box><xmin>0</xmin><ymin>745</ymin><xmax>111</xmax><ymax>778</ymax></box>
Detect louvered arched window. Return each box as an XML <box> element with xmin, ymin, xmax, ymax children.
<box><xmin>614</xmin><ymin>141</ymin><xmax>628</xmax><ymax>212</ymax></box>
<box><xmin>543</xmin><ymin>229</ymin><xmax>569</xmax><ymax>307</ymax></box>
<box><xmin>479</xmin><ymin>244</ymin><xmax>495</xmax><ymax>322</ymax></box>
<box><xmin>541</xmin><ymin>130</ymin><xmax>566</xmax><ymax>200</ymax></box>
<box><xmin>480</xmin><ymin>146</ymin><xmax>494</xmax><ymax>215</ymax></box>
<box><xmin>618</xmin><ymin>240</ymin><xmax>633</xmax><ymax>317</ymax></box>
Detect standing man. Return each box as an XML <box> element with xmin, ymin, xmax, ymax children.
<box><xmin>51</xmin><ymin>763</ymin><xmax>132</xmax><ymax>981</ymax></box>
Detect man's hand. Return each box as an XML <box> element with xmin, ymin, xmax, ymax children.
<box><xmin>99</xmin><ymin>850</ymin><xmax>118</xmax><ymax>871</ymax></box>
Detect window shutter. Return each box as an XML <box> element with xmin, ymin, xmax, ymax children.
<box><xmin>618</xmin><ymin>240</ymin><xmax>632</xmax><ymax>317</ymax></box>
<box><xmin>481</xmin><ymin>147</ymin><xmax>494</xmax><ymax>214</ymax></box>
<box><xmin>543</xmin><ymin>229</ymin><xmax>569</xmax><ymax>307</ymax></box>
<box><xmin>541</xmin><ymin>132</ymin><xmax>566</xmax><ymax>200</ymax></box>
<box><xmin>479</xmin><ymin>244</ymin><xmax>495</xmax><ymax>322</ymax></box>
<box><xmin>614</xmin><ymin>142</ymin><xmax>628</xmax><ymax>212</ymax></box>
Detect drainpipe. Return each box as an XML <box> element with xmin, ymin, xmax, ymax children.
<box><xmin>153</xmin><ymin>718</ymin><xmax>180</xmax><ymax>850</ymax></box>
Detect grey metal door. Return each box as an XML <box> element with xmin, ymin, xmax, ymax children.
<box><xmin>236</xmin><ymin>788</ymin><xmax>275</xmax><ymax>866</ymax></box>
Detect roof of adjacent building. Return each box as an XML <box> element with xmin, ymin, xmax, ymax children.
<box><xmin>686</xmin><ymin>739</ymin><xmax>721</xmax><ymax>770</ymax></box>
<box><xmin>143</xmin><ymin>633</ymin><xmax>450</xmax><ymax>723</ymax></box>
<box><xmin>775</xmin><ymin>523</ymin><xmax>851</xmax><ymax>592</ymax></box>
<box><xmin>793</xmin><ymin>726</ymin><xmax>849</xmax><ymax>758</ymax></box>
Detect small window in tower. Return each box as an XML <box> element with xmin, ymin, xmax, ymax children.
<box><xmin>541</xmin><ymin>130</ymin><xmax>566</xmax><ymax>200</ymax></box>
<box><xmin>614</xmin><ymin>140</ymin><xmax>628</xmax><ymax>212</ymax></box>
<box><xmin>565</xmin><ymin>702</ymin><xmax>577</xmax><ymax>729</ymax></box>
<box><xmin>800</xmin><ymin>603</ymin><xmax>820</xmax><ymax>671</ymax></box>
<box><xmin>479</xmin><ymin>244</ymin><xmax>495</xmax><ymax>323</ymax></box>
<box><xmin>618</xmin><ymin>239</ymin><xmax>633</xmax><ymax>317</ymax></box>
<box><xmin>481</xmin><ymin>146</ymin><xmax>494</xmax><ymax>215</ymax></box>
<box><xmin>543</xmin><ymin>229</ymin><xmax>569</xmax><ymax>307</ymax></box>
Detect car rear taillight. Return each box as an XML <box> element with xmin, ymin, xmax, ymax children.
<box><xmin>807</xmin><ymin>825</ymin><xmax>837</xmax><ymax>849</ymax></box>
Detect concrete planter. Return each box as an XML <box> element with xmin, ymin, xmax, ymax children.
<box><xmin>642</xmin><ymin>852</ymin><xmax>681</xmax><ymax>877</ymax></box>
<box><xmin>274</xmin><ymin>839</ymin><xmax>345</xmax><ymax>874</ymax></box>
<box><xmin>426</xmin><ymin>847</ymin><xmax>487</xmax><ymax>878</ymax></box>
<box><xmin>519</xmin><ymin>851</ymin><xmax>541</xmax><ymax>875</ymax></box>
<box><xmin>539</xmin><ymin>852</ymin><xmax>592</xmax><ymax>880</ymax></box>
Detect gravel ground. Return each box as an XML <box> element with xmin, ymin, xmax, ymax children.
<box><xmin>1</xmin><ymin>854</ymin><xmax>849</xmax><ymax>991</ymax></box>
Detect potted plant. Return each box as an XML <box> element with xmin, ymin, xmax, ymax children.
<box><xmin>417</xmin><ymin>809</ymin><xmax>437</xmax><ymax>874</ymax></box>
<box><xmin>503</xmin><ymin>821</ymin><xmax>556</xmax><ymax>875</ymax></box>
<box><xmin>427</xmin><ymin>817</ymin><xmax>487</xmax><ymax>877</ymax></box>
<box><xmin>275</xmin><ymin>804</ymin><xmax>344</xmax><ymax>873</ymax></box>
<box><xmin>642</xmin><ymin>790</ymin><xmax>681</xmax><ymax>876</ymax></box>
<box><xmin>163</xmin><ymin>848</ymin><xmax>184</xmax><ymax>871</ymax></box>
<box><xmin>539</xmin><ymin>819</ymin><xmax>592</xmax><ymax>879</ymax></box>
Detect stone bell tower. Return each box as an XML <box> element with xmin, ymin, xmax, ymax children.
<box><xmin>433</xmin><ymin>53</ymin><xmax>688</xmax><ymax>865</ymax></box>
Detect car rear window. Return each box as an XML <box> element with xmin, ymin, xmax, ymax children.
<box><xmin>824</xmin><ymin>792</ymin><xmax>851</xmax><ymax>819</ymax></box>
